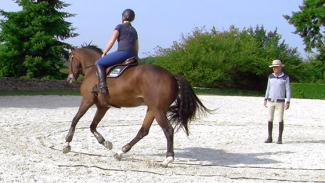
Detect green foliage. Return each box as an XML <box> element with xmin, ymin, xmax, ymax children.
<box><xmin>0</xmin><ymin>0</ymin><xmax>77</xmax><ymax>79</ymax></box>
<box><xmin>284</xmin><ymin>0</ymin><xmax>325</xmax><ymax>79</ymax></box>
<box><xmin>300</xmin><ymin>57</ymin><xmax>325</xmax><ymax>83</ymax></box>
<box><xmin>153</xmin><ymin>26</ymin><xmax>304</xmax><ymax>90</ymax></box>
<box><xmin>291</xmin><ymin>83</ymin><xmax>325</xmax><ymax>99</ymax></box>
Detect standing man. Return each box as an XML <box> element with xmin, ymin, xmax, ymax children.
<box><xmin>264</xmin><ymin>59</ymin><xmax>291</xmax><ymax>144</ymax></box>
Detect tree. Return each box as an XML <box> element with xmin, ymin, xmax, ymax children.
<box><xmin>284</xmin><ymin>0</ymin><xmax>325</xmax><ymax>80</ymax></box>
<box><xmin>0</xmin><ymin>0</ymin><xmax>77</xmax><ymax>79</ymax></box>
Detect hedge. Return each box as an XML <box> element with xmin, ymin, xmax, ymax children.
<box><xmin>291</xmin><ymin>83</ymin><xmax>325</xmax><ymax>99</ymax></box>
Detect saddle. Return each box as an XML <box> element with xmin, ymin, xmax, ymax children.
<box><xmin>105</xmin><ymin>56</ymin><xmax>138</xmax><ymax>78</ymax></box>
<box><xmin>92</xmin><ymin>56</ymin><xmax>138</xmax><ymax>98</ymax></box>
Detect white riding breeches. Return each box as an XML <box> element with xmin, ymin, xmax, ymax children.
<box><xmin>267</xmin><ymin>101</ymin><xmax>284</xmax><ymax>123</ymax></box>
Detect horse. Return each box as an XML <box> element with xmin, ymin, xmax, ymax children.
<box><xmin>64</xmin><ymin>45</ymin><xmax>209</xmax><ymax>167</ymax></box>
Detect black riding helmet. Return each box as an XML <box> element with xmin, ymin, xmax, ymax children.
<box><xmin>122</xmin><ymin>9</ymin><xmax>135</xmax><ymax>22</ymax></box>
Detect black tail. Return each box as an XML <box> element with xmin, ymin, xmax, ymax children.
<box><xmin>168</xmin><ymin>76</ymin><xmax>210</xmax><ymax>136</ymax></box>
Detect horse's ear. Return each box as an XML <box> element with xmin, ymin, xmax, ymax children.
<box><xmin>69</xmin><ymin>47</ymin><xmax>74</xmax><ymax>54</ymax></box>
<box><xmin>65</xmin><ymin>44</ymin><xmax>75</xmax><ymax>54</ymax></box>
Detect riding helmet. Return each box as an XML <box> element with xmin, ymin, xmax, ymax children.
<box><xmin>122</xmin><ymin>9</ymin><xmax>135</xmax><ymax>22</ymax></box>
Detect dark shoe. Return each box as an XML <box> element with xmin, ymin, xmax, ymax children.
<box><xmin>277</xmin><ymin>122</ymin><xmax>284</xmax><ymax>144</ymax></box>
<box><xmin>264</xmin><ymin>121</ymin><xmax>273</xmax><ymax>143</ymax></box>
<box><xmin>264</xmin><ymin>137</ymin><xmax>273</xmax><ymax>143</ymax></box>
<box><xmin>96</xmin><ymin>64</ymin><xmax>108</xmax><ymax>94</ymax></box>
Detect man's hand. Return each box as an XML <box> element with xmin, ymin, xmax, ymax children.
<box><xmin>285</xmin><ymin>102</ymin><xmax>290</xmax><ymax>110</ymax></box>
<box><xmin>264</xmin><ymin>100</ymin><xmax>268</xmax><ymax>108</ymax></box>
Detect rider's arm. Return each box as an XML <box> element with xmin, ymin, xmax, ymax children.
<box><xmin>102</xmin><ymin>30</ymin><xmax>119</xmax><ymax>56</ymax></box>
<box><xmin>135</xmin><ymin>39</ymin><xmax>139</xmax><ymax>53</ymax></box>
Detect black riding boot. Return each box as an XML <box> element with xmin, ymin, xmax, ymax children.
<box><xmin>96</xmin><ymin>64</ymin><xmax>108</xmax><ymax>94</ymax></box>
<box><xmin>277</xmin><ymin>122</ymin><xmax>284</xmax><ymax>144</ymax></box>
<box><xmin>264</xmin><ymin>121</ymin><xmax>273</xmax><ymax>143</ymax></box>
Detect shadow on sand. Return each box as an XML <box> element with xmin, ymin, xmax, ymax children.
<box><xmin>286</xmin><ymin>140</ymin><xmax>325</xmax><ymax>144</ymax></box>
<box><xmin>171</xmin><ymin>147</ymin><xmax>293</xmax><ymax>166</ymax></box>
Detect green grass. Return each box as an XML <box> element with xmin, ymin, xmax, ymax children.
<box><xmin>194</xmin><ymin>87</ymin><xmax>263</xmax><ymax>96</ymax></box>
<box><xmin>291</xmin><ymin>83</ymin><xmax>325</xmax><ymax>99</ymax></box>
<box><xmin>1</xmin><ymin>83</ymin><xmax>324</xmax><ymax>100</ymax></box>
<box><xmin>195</xmin><ymin>83</ymin><xmax>325</xmax><ymax>100</ymax></box>
<box><xmin>0</xmin><ymin>87</ymin><xmax>263</xmax><ymax>97</ymax></box>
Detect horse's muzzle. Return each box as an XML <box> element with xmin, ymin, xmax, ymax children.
<box><xmin>67</xmin><ymin>73</ymin><xmax>75</xmax><ymax>84</ymax></box>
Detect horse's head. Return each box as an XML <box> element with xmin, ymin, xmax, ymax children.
<box><xmin>67</xmin><ymin>48</ymin><xmax>82</xmax><ymax>83</ymax></box>
<box><xmin>66</xmin><ymin>44</ymin><xmax>103</xmax><ymax>83</ymax></box>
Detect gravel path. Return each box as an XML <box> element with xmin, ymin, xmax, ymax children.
<box><xmin>0</xmin><ymin>95</ymin><xmax>324</xmax><ymax>182</ymax></box>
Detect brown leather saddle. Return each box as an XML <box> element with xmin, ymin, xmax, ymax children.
<box><xmin>105</xmin><ymin>56</ymin><xmax>138</xmax><ymax>78</ymax></box>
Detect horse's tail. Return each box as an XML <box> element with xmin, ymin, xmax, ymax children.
<box><xmin>168</xmin><ymin>75</ymin><xmax>210</xmax><ymax>136</ymax></box>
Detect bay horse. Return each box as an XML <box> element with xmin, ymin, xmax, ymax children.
<box><xmin>64</xmin><ymin>45</ymin><xmax>209</xmax><ymax>167</ymax></box>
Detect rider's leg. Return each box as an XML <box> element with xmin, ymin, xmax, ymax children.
<box><xmin>95</xmin><ymin>64</ymin><xmax>108</xmax><ymax>94</ymax></box>
<box><xmin>95</xmin><ymin>50</ymin><xmax>136</xmax><ymax>94</ymax></box>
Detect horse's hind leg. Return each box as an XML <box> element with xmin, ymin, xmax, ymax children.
<box><xmin>114</xmin><ymin>109</ymin><xmax>154</xmax><ymax>160</ymax></box>
<box><xmin>155</xmin><ymin>111</ymin><xmax>175</xmax><ymax>167</ymax></box>
<box><xmin>63</xmin><ymin>98</ymin><xmax>93</xmax><ymax>153</ymax></box>
<box><xmin>90</xmin><ymin>105</ymin><xmax>112</xmax><ymax>150</ymax></box>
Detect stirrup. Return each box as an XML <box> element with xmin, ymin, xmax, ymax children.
<box><xmin>98</xmin><ymin>86</ymin><xmax>108</xmax><ymax>94</ymax></box>
<box><xmin>91</xmin><ymin>85</ymin><xmax>108</xmax><ymax>96</ymax></box>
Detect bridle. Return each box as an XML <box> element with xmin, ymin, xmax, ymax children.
<box><xmin>68</xmin><ymin>52</ymin><xmax>95</xmax><ymax>80</ymax></box>
<box><xmin>69</xmin><ymin>54</ymin><xmax>79</xmax><ymax>80</ymax></box>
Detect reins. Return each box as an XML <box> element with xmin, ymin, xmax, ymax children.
<box><xmin>84</xmin><ymin>64</ymin><xmax>95</xmax><ymax>69</ymax></box>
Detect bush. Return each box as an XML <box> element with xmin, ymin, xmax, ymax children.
<box><xmin>152</xmin><ymin>26</ymin><xmax>305</xmax><ymax>91</ymax></box>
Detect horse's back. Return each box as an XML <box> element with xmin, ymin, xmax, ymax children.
<box><xmin>109</xmin><ymin>64</ymin><xmax>178</xmax><ymax>108</ymax></box>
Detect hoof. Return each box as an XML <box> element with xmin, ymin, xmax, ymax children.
<box><xmin>114</xmin><ymin>151</ymin><xmax>124</xmax><ymax>161</ymax></box>
<box><xmin>63</xmin><ymin>145</ymin><xmax>71</xmax><ymax>154</ymax></box>
<box><xmin>161</xmin><ymin>156</ymin><xmax>174</xmax><ymax>168</ymax></box>
<box><xmin>122</xmin><ymin>144</ymin><xmax>131</xmax><ymax>153</ymax></box>
<box><xmin>276</xmin><ymin>141</ymin><xmax>283</xmax><ymax>144</ymax></box>
<box><xmin>103</xmin><ymin>141</ymin><xmax>113</xmax><ymax>150</ymax></box>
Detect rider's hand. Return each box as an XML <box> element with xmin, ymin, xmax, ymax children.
<box><xmin>285</xmin><ymin>102</ymin><xmax>290</xmax><ymax>110</ymax></box>
<box><xmin>102</xmin><ymin>49</ymin><xmax>108</xmax><ymax>57</ymax></box>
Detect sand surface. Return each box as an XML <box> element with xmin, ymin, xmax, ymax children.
<box><xmin>0</xmin><ymin>95</ymin><xmax>324</xmax><ymax>182</ymax></box>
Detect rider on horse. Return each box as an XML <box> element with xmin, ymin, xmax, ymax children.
<box><xmin>95</xmin><ymin>9</ymin><xmax>139</xmax><ymax>94</ymax></box>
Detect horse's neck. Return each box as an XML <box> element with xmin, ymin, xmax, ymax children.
<box><xmin>79</xmin><ymin>51</ymin><xmax>100</xmax><ymax>76</ymax></box>
<box><xmin>81</xmin><ymin>60</ymin><xmax>95</xmax><ymax>77</ymax></box>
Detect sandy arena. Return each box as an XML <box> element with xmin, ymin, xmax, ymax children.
<box><xmin>0</xmin><ymin>95</ymin><xmax>324</xmax><ymax>182</ymax></box>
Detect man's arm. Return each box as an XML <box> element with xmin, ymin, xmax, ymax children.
<box><xmin>285</xmin><ymin>76</ymin><xmax>291</xmax><ymax>110</ymax></box>
<box><xmin>264</xmin><ymin>77</ymin><xmax>270</xmax><ymax>107</ymax></box>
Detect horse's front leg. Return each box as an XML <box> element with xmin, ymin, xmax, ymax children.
<box><xmin>63</xmin><ymin>98</ymin><xmax>93</xmax><ymax>153</ymax></box>
<box><xmin>114</xmin><ymin>109</ymin><xmax>154</xmax><ymax>160</ymax></box>
<box><xmin>90</xmin><ymin>105</ymin><xmax>112</xmax><ymax>150</ymax></box>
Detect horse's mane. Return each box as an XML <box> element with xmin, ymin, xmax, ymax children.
<box><xmin>81</xmin><ymin>43</ymin><xmax>103</xmax><ymax>55</ymax></box>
